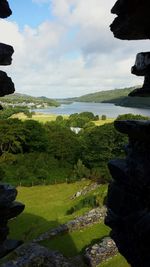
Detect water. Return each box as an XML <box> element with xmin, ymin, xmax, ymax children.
<box><xmin>33</xmin><ymin>102</ymin><xmax>150</xmax><ymax>118</ymax></box>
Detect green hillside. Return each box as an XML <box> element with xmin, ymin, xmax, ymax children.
<box><xmin>0</xmin><ymin>182</ymin><xmax>128</xmax><ymax>267</ymax></box>
<box><xmin>0</xmin><ymin>93</ymin><xmax>59</xmax><ymax>108</ymax></box>
<box><xmin>70</xmin><ymin>86</ymin><xmax>150</xmax><ymax>109</ymax></box>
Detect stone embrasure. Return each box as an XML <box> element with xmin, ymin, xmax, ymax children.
<box><xmin>0</xmin><ymin>1</ymin><xmax>15</xmax><ymax>100</ymax></box>
<box><xmin>105</xmin><ymin>120</ymin><xmax>150</xmax><ymax>267</ymax></box>
<box><xmin>0</xmin><ymin>0</ymin><xmax>12</xmax><ymax>18</ymax></box>
<box><xmin>107</xmin><ymin>0</ymin><xmax>150</xmax><ymax>266</ymax></box>
<box><xmin>0</xmin><ymin>184</ymin><xmax>25</xmax><ymax>258</ymax></box>
<box><xmin>0</xmin><ymin>0</ymin><xmax>25</xmax><ymax>258</ymax></box>
<box><xmin>0</xmin><ymin>43</ymin><xmax>14</xmax><ymax>65</ymax></box>
<box><xmin>110</xmin><ymin>0</ymin><xmax>150</xmax><ymax>40</ymax></box>
<box><xmin>114</xmin><ymin>119</ymin><xmax>150</xmax><ymax>140</ymax></box>
<box><xmin>34</xmin><ymin>207</ymin><xmax>106</xmax><ymax>242</ymax></box>
<box><xmin>84</xmin><ymin>237</ymin><xmax>118</xmax><ymax>267</ymax></box>
<box><xmin>129</xmin><ymin>52</ymin><xmax>150</xmax><ymax>97</ymax></box>
<box><xmin>0</xmin><ymin>71</ymin><xmax>15</xmax><ymax>97</ymax></box>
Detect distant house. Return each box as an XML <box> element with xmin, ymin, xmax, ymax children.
<box><xmin>70</xmin><ymin>127</ymin><xmax>81</xmax><ymax>134</ymax></box>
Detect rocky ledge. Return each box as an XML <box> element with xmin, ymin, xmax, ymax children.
<box><xmin>110</xmin><ymin>0</ymin><xmax>150</xmax><ymax>40</ymax></box>
<box><xmin>1</xmin><ymin>243</ymin><xmax>73</xmax><ymax>267</ymax></box>
<box><xmin>0</xmin><ymin>43</ymin><xmax>14</xmax><ymax>65</ymax></box>
<box><xmin>0</xmin><ymin>0</ymin><xmax>12</xmax><ymax>18</ymax></box>
<box><xmin>0</xmin><ymin>71</ymin><xmax>15</xmax><ymax>97</ymax></box>
<box><xmin>105</xmin><ymin>120</ymin><xmax>150</xmax><ymax>267</ymax></box>
<box><xmin>84</xmin><ymin>237</ymin><xmax>118</xmax><ymax>267</ymax></box>
<box><xmin>71</xmin><ymin>183</ymin><xmax>101</xmax><ymax>199</ymax></box>
<box><xmin>0</xmin><ymin>184</ymin><xmax>25</xmax><ymax>258</ymax></box>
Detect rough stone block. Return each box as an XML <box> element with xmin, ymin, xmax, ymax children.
<box><xmin>110</xmin><ymin>0</ymin><xmax>150</xmax><ymax>40</ymax></box>
<box><xmin>0</xmin><ymin>43</ymin><xmax>14</xmax><ymax>65</ymax></box>
<box><xmin>0</xmin><ymin>0</ymin><xmax>12</xmax><ymax>18</ymax></box>
<box><xmin>0</xmin><ymin>71</ymin><xmax>15</xmax><ymax>97</ymax></box>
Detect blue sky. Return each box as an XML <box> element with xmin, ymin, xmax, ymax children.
<box><xmin>8</xmin><ymin>0</ymin><xmax>53</xmax><ymax>29</ymax></box>
<box><xmin>0</xmin><ymin>0</ymin><xmax>148</xmax><ymax>98</ymax></box>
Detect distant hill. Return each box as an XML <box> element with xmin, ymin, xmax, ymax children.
<box><xmin>68</xmin><ymin>86</ymin><xmax>150</xmax><ymax>109</ymax></box>
<box><xmin>0</xmin><ymin>93</ymin><xmax>59</xmax><ymax>108</ymax></box>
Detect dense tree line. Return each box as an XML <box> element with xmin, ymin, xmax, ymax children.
<box><xmin>0</xmin><ymin>107</ymin><xmax>34</xmax><ymax>120</ymax></box>
<box><xmin>0</xmin><ymin>112</ymin><xmax>148</xmax><ymax>186</ymax></box>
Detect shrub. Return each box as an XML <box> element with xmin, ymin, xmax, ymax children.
<box><xmin>72</xmin><ymin>159</ymin><xmax>90</xmax><ymax>180</ymax></box>
<box><xmin>66</xmin><ymin>195</ymin><xmax>97</xmax><ymax>214</ymax></box>
<box><xmin>101</xmin><ymin>114</ymin><xmax>107</xmax><ymax>120</ymax></box>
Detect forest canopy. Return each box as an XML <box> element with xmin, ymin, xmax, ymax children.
<box><xmin>0</xmin><ymin>112</ymin><xmax>148</xmax><ymax>186</ymax></box>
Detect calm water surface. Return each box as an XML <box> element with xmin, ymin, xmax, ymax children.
<box><xmin>34</xmin><ymin>102</ymin><xmax>150</xmax><ymax>118</ymax></box>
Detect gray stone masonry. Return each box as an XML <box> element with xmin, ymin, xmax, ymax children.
<box><xmin>34</xmin><ymin>207</ymin><xmax>106</xmax><ymax>242</ymax></box>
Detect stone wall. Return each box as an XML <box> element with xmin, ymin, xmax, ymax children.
<box><xmin>71</xmin><ymin>183</ymin><xmax>101</xmax><ymax>199</ymax></box>
<box><xmin>34</xmin><ymin>207</ymin><xmax>106</xmax><ymax>242</ymax></box>
<box><xmin>105</xmin><ymin>1</ymin><xmax>150</xmax><ymax>266</ymax></box>
<box><xmin>84</xmin><ymin>237</ymin><xmax>118</xmax><ymax>267</ymax></box>
<box><xmin>0</xmin><ymin>0</ymin><xmax>25</xmax><ymax>258</ymax></box>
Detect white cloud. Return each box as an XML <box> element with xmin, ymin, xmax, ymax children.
<box><xmin>1</xmin><ymin>0</ymin><xmax>149</xmax><ymax>98</ymax></box>
<box><xmin>0</xmin><ymin>20</ymin><xmax>24</xmax><ymax>49</ymax></box>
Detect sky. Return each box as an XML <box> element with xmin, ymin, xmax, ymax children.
<box><xmin>1</xmin><ymin>0</ymin><xmax>150</xmax><ymax>98</ymax></box>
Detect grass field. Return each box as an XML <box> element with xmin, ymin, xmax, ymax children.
<box><xmin>99</xmin><ymin>254</ymin><xmax>130</xmax><ymax>267</ymax></box>
<box><xmin>11</xmin><ymin>112</ymin><xmax>114</xmax><ymax>126</ymax></box>
<box><xmin>9</xmin><ymin>182</ymin><xmax>108</xmax><ymax>242</ymax></box>
<box><xmin>41</xmin><ymin>223</ymin><xmax>109</xmax><ymax>257</ymax></box>
<box><xmin>11</xmin><ymin>112</ymin><xmax>68</xmax><ymax>123</ymax></box>
<box><xmin>94</xmin><ymin>118</ymin><xmax>114</xmax><ymax>126</ymax></box>
<box><xmin>6</xmin><ymin>182</ymin><xmax>130</xmax><ymax>266</ymax></box>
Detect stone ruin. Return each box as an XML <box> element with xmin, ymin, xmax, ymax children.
<box><xmin>129</xmin><ymin>52</ymin><xmax>150</xmax><ymax>97</ymax></box>
<box><xmin>105</xmin><ymin>1</ymin><xmax>150</xmax><ymax>267</ymax></box>
<box><xmin>0</xmin><ymin>0</ymin><xmax>25</xmax><ymax>258</ymax></box>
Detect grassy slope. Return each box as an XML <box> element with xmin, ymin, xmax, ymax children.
<box><xmin>99</xmin><ymin>254</ymin><xmax>130</xmax><ymax>267</ymax></box>
<box><xmin>0</xmin><ymin>93</ymin><xmax>59</xmax><ymax>107</ymax></box>
<box><xmin>72</xmin><ymin>88</ymin><xmax>134</xmax><ymax>102</ymax></box>
<box><xmin>70</xmin><ymin>87</ymin><xmax>150</xmax><ymax>108</ymax></box>
<box><xmin>9</xmin><ymin>182</ymin><xmax>108</xmax><ymax>242</ymax></box>
<box><xmin>11</xmin><ymin>113</ymin><xmax>68</xmax><ymax>123</ymax></box>
<box><xmin>94</xmin><ymin>118</ymin><xmax>114</xmax><ymax>126</ymax></box>
<box><xmin>41</xmin><ymin>223</ymin><xmax>109</xmax><ymax>257</ymax></box>
<box><xmin>7</xmin><ymin>183</ymin><xmax>130</xmax><ymax>267</ymax></box>
<box><xmin>6</xmin><ymin>115</ymin><xmax>128</xmax><ymax>266</ymax></box>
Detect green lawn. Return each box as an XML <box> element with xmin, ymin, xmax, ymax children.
<box><xmin>11</xmin><ymin>112</ymin><xmax>68</xmax><ymax>123</ymax></box>
<box><xmin>7</xmin><ymin>182</ymin><xmax>129</xmax><ymax>267</ymax></box>
<box><xmin>94</xmin><ymin>118</ymin><xmax>114</xmax><ymax>126</ymax></box>
<box><xmin>41</xmin><ymin>223</ymin><xmax>109</xmax><ymax>257</ymax></box>
<box><xmin>9</xmin><ymin>182</ymin><xmax>108</xmax><ymax>242</ymax></box>
<box><xmin>12</xmin><ymin>112</ymin><xmax>114</xmax><ymax>126</ymax></box>
<box><xmin>99</xmin><ymin>254</ymin><xmax>130</xmax><ymax>267</ymax></box>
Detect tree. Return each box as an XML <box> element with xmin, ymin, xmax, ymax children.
<box><xmin>101</xmin><ymin>114</ymin><xmax>107</xmax><ymax>120</ymax></box>
<box><xmin>45</xmin><ymin>123</ymin><xmax>81</xmax><ymax>164</ymax></box>
<box><xmin>83</xmin><ymin>121</ymin><xmax>95</xmax><ymax>129</ymax></box>
<box><xmin>81</xmin><ymin>123</ymin><xmax>127</xmax><ymax>169</ymax></box>
<box><xmin>117</xmin><ymin>113</ymin><xmax>149</xmax><ymax>120</ymax></box>
<box><xmin>73</xmin><ymin>159</ymin><xmax>90</xmax><ymax>179</ymax></box>
<box><xmin>0</xmin><ymin>107</ymin><xmax>32</xmax><ymax>119</ymax></box>
<box><xmin>68</xmin><ymin>112</ymin><xmax>94</xmax><ymax>128</ymax></box>
<box><xmin>56</xmin><ymin>115</ymin><xmax>63</xmax><ymax>123</ymax></box>
<box><xmin>79</xmin><ymin>112</ymin><xmax>95</xmax><ymax>120</ymax></box>
<box><xmin>0</xmin><ymin>119</ymin><xmax>26</xmax><ymax>155</ymax></box>
<box><xmin>23</xmin><ymin>120</ymin><xmax>49</xmax><ymax>152</ymax></box>
<box><xmin>0</xmin><ymin>166</ymin><xmax>5</xmax><ymax>181</ymax></box>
